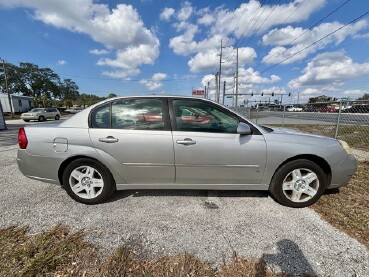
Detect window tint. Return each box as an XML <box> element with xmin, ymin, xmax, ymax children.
<box><xmin>173</xmin><ymin>99</ymin><xmax>239</xmax><ymax>133</ymax></box>
<box><xmin>91</xmin><ymin>103</ymin><xmax>110</xmax><ymax>128</ymax></box>
<box><xmin>112</xmin><ymin>98</ymin><xmax>165</xmax><ymax>130</ymax></box>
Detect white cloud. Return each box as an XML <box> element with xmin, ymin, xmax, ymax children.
<box><xmin>169</xmin><ymin>33</ymin><xmax>234</xmax><ymax>56</ymax></box>
<box><xmin>98</xmin><ymin>43</ymin><xmax>159</xmax><ymax>70</ymax></box>
<box><xmin>197</xmin><ymin>13</ymin><xmax>214</xmax><ymax>26</ymax></box>
<box><xmin>160</xmin><ymin>7</ymin><xmax>175</xmax><ymax>21</ymax></box>
<box><xmin>188</xmin><ymin>47</ymin><xmax>256</xmax><ymax>73</ymax></box>
<box><xmin>89</xmin><ymin>48</ymin><xmax>110</xmax><ymax>55</ymax></box>
<box><xmin>0</xmin><ymin>0</ymin><xmax>159</xmax><ymax>79</ymax></box>
<box><xmin>57</xmin><ymin>59</ymin><xmax>67</xmax><ymax>65</ymax></box>
<box><xmin>140</xmin><ymin>73</ymin><xmax>167</xmax><ymax>90</ymax></box>
<box><xmin>262</xmin><ymin>20</ymin><xmax>367</xmax><ymax>64</ymax></box>
<box><xmin>177</xmin><ymin>1</ymin><xmax>193</xmax><ymax>22</ymax></box>
<box><xmin>288</xmin><ymin>51</ymin><xmax>369</xmax><ymax>89</ymax></box>
<box><xmin>209</xmin><ymin>0</ymin><xmax>325</xmax><ymax>38</ymax></box>
<box><xmin>166</xmin><ymin>0</ymin><xmax>325</xmax><ymax>73</ymax></box>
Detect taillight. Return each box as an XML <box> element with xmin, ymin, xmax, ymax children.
<box><xmin>18</xmin><ymin>128</ymin><xmax>28</xmax><ymax>149</ymax></box>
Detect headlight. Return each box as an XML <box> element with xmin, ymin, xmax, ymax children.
<box><xmin>338</xmin><ymin>140</ymin><xmax>351</xmax><ymax>155</ymax></box>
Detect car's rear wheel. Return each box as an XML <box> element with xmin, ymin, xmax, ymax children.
<box><xmin>269</xmin><ymin>159</ymin><xmax>327</xmax><ymax>208</ymax></box>
<box><xmin>38</xmin><ymin>116</ymin><xmax>45</xmax><ymax>122</ymax></box>
<box><xmin>55</xmin><ymin>115</ymin><xmax>60</xmax><ymax>120</ymax></box>
<box><xmin>62</xmin><ymin>158</ymin><xmax>115</xmax><ymax>204</ymax></box>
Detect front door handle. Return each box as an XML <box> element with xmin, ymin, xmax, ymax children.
<box><xmin>176</xmin><ymin>138</ymin><xmax>196</xmax><ymax>145</ymax></box>
<box><xmin>99</xmin><ymin>136</ymin><xmax>119</xmax><ymax>143</ymax></box>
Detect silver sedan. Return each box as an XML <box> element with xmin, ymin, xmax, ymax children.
<box><xmin>17</xmin><ymin>96</ymin><xmax>357</xmax><ymax>207</ymax></box>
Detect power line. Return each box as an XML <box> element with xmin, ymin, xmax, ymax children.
<box><xmin>240</xmin><ymin>0</ymin><xmax>282</xmax><ymax>49</ymax></box>
<box><xmin>262</xmin><ymin>0</ymin><xmax>352</xmax><ymax>65</ymax></box>
<box><xmin>244</xmin><ymin>10</ymin><xmax>369</xmax><ymax>84</ymax></box>
<box><xmin>280</xmin><ymin>0</ymin><xmax>306</xmax><ymax>25</ymax></box>
<box><xmin>234</xmin><ymin>0</ymin><xmax>274</xmax><ymax>49</ymax></box>
<box><xmin>223</xmin><ymin>0</ymin><xmax>241</xmax><ymax>37</ymax></box>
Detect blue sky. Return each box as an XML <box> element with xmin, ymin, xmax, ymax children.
<box><xmin>0</xmin><ymin>0</ymin><xmax>369</xmax><ymax>104</ymax></box>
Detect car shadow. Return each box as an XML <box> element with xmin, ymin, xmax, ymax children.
<box><xmin>107</xmin><ymin>189</ymin><xmax>268</xmax><ymax>203</ymax></box>
<box><xmin>324</xmin><ymin>188</ymin><xmax>340</xmax><ymax>195</ymax></box>
<box><xmin>261</xmin><ymin>239</ymin><xmax>317</xmax><ymax>276</ymax></box>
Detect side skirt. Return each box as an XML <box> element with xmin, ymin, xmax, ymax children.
<box><xmin>116</xmin><ymin>183</ymin><xmax>269</xmax><ymax>190</ymax></box>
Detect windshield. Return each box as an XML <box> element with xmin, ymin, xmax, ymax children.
<box><xmin>29</xmin><ymin>108</ymin><xmax>44</xmax><ymax>112</ymax></box>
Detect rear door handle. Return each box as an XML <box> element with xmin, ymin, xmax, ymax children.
<box><xmin>99</xmin><ymin>136</ymin><xmax>119</xmax><ymax>143</ymax></box>
<box><xmin>176</xmin><ymin>138</ymin><xmax>196</xmax><ymax>145</ymax></box>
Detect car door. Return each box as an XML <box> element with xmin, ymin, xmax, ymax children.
<box><xmin>170</xmin><ymin>98</ymin><xmax>267</xmax><ymax>185</ymax></box>
<box><xmin>45</xmin><ymin>108</ymin><xmax>53</xmax><ymax>119</ymax></box>
<box><xmin>89</xmin><ymin>98</ymin><xmax>175</xmax><ymax>184</ymax></box>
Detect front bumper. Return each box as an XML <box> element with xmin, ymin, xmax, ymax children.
<box><xmin>20</xmin><ymin>114</ymin><xmax>39</xmax><ymax>120</ymax></box>
<box><xmin>328</xmin><ymin>154</ymin><xmax>357</xmax><ymax>189</ymax></box>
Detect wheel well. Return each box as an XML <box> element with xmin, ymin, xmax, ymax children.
<box><xmin>58</xmin><ymin>155</ymin><xmax>114</xmax><ymax>185</ymax></box>
<box><xmin>274</xmin><ymin>154</ymin><xmax>332</xmax><ymax>185</ymax></box>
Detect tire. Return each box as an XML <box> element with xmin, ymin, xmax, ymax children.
<box><xmin>38</xmin><ymin>116</ymin><xmax>45</xmax><ymax>122</ymax></box>
<box><xmin>62</xmin><ymin>158</ymin><xmax>116</xmax><ymax>204</ymax></box>
<box><xmin>55</xmin><ymin>114</ymin><xmax>60</xmax><ymax>120</ymax></box>
<box><xmin>23</xmin><ymin>119</ymin><xmax>30</xmax><ymax>122</ymax></box>
<box><xmin>269</xmin><ymin>159</ymin><xmax>327</xmax><ymax>208</ymax></box>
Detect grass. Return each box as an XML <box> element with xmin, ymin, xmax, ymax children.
<box><xmin>312</xmin><ymin>162</ymin><xmax>369</xmax><ymax>249</ymax></box>
<box><xmin>268</xmin><ymin>124</ymin><xmax>369</xmax><ymax>152</ymax></box>
<box><xmin>0</xmin><ymin>224</ymin><xmax>317</xmax><ymax>277</ymax></box>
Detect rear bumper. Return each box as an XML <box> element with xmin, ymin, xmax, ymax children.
<box><xmin>17</xmin><ymin>150</ymin><xmax>61</xmax><ymax>184</ymax></box>
<box><xmin>328</xmin><ymin>154</ymin><xmax>357</xmax><ymax>189</ymax></box>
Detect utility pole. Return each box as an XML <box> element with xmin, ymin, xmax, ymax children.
<box><xmin>235</xmin><ymin>47</ymin><xmax>239</xmax><ymax>108</ymax></box>
<box><xmin>204</xmin><ymin>86</ymin><xmax>207</xmax><ymax>99</ymax></box>
<box><xmin>215</xmin><ymin>72</ymin><xmax>219</xmax><ymax>102</ymax></box>
<box><xmin>207</xmin><ymin>81</ymin><xmax>210</xmax><ymax>99</ymax></box>
<box><xmin>1</xmin><ymin>59</ymin><xmax>13</xmax><ymax>118</ymax></box>
<box><xmin>218</xmin><ymin>39</ymin><xmax>226</xmax><ymax>103</ymax></box>
<box><xmin>222</xmin><ymin>81</ymin><xmax>226</xmax><ymax>105</ymax></box>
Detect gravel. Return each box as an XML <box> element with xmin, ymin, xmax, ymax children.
<box><xmin>0</xmin><ymin>144</ymin><xmax>368</xmax><ymax>276</ymax></box>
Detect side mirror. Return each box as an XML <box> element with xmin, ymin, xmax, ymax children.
<box><xmin>237</xmin><ymin>122</ymin><xmax>252</xmax><ymax>135</ymax></box>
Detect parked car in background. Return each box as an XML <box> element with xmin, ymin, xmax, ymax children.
<box><xmin>286</xmin><ymin>106</ymin><xmax>303</xmax><ymax>112</ymax></box>
<box><xmin>343</xmin><ymin>105</ymin><xmax>369</xmax><ymax>113</ymax></box>
<box><xmin>17</xmin><ymin>96</ymin><xmax>357</xmax><ymax>208</ymax></box>
<box><xmin>20</xmin><ymin>108</ymin><xmax>61</xmax><ymax>122</ymax></box>
<box><xmin>318</xmin><ymin>106</ymin><xmax>337</xmax><ymax>113</ymax></box>
<box><xmin>65</xmin><ymin>107</ymin><xmax>84</xmax><ymax>114</ymax></box>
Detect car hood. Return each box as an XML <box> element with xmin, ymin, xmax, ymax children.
<box><xmin>269</xmin><ymin>127</ymin><xmax>335</xmax><ymax>140</ymax></box>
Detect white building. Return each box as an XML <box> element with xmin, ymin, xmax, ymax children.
<box><xmin>0</xmin><ymin>93</ymin><xmax>33</xmax><ymax>113</ymax></box>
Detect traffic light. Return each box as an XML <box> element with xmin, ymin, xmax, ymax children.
<box><xmin>251</xmin><ymin>92</ymin><xmax>253</xmax><ymax>96</ymax></box>
<box><xmin>261</xmin><ymin>92</ymin><xmax>264</xmax><ymax>96</ymax></box>
<box><xmin>271</xmin><ymin>92</ymin><xmax>274</xmax><ymax>96</ymax></box>
<box><xmin>288</xmin><ymin>93</ymin><xmax>291</xmax><ymax>97</ymax></box>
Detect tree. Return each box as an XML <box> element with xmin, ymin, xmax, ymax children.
<box><xmin>308</xmin><ymin>95</ymin><xmax>333</xmax><ymax>103</ymax></box>
<box><xmin>358</xmin><ymin>93</ymin><xmax>369</xmax><ymax>100</ymax></box>
<box><xmin>60</xmin><ymin>79</ymin><xmax>79</xmax><ymax>108</ymax></box>
<box><xmin>107</xmin><ymin>93</ymin><xmax>118</xmax><ymax>98</ymax></box>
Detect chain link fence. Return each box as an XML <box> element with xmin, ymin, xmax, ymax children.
<box><xmin>234</xmin><ymin>100</ymin><xmax>369</xmax><ymax>161</ymax></box>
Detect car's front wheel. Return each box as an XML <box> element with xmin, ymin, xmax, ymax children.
<box><xmin>38</xmin><ymin>116</ymin><xmax>45</xmax><ymax>122</ymax></box>
<box><xmin>55</xmin><ymin>115</ymin><xmax>60</xmax><ymax>120</ymax></box>
<box><xmin>62</xmin><ymin>158</ymin><xmax>115</xmax><ymax>204</ymax></box>
<box><xmin>269</xmin><ymin>159</ymin><xmax>327</xmax><ymax>208</ymax></box>
<box><xmin>23</xmin><ymin>119</ymin><xmax>30</xmax><ymax>122</ymax></box>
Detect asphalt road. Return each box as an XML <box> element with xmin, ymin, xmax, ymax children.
<box><xmin>0</xmin><ymin>128</ymin><xmax>368</xmax><ymax>276</ymax></box>
<box><xmin>250</xmin><ymin>111</ymin><xmax>369</xmax><ymax>125</ymax></box>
